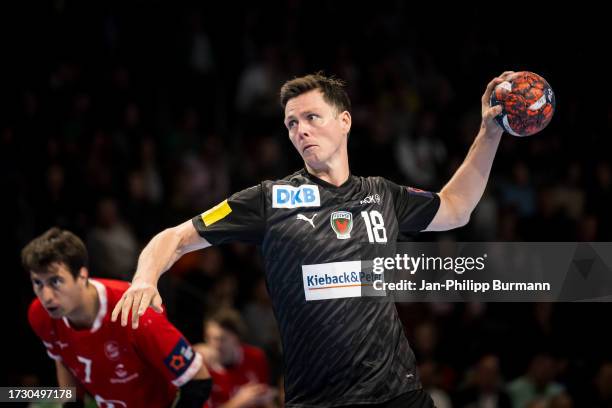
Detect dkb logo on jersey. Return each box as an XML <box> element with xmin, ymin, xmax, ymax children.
<box><xmin>272</xmin><ymin>185</ymin><xmax>320</xmax><ymax>208</ymax></box>
<box><xmin>330</xmin><ymin>211</ymin><xmax>353</xmax><ymax>239</ymax></box>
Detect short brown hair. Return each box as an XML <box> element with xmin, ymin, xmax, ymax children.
<box><xmin>205</xmin><ymin>308</ymin><xmax>247</xmax><ymax>339</ymax></box>
<box><xmin>21</xmin><ymin>227</ymin><xmax>88</xmax><ymax>278</ymax></box>
<box><xmin>280</xmin><ymin>72</ymin><xmax>351</xmax><ymax>114</ymax></box>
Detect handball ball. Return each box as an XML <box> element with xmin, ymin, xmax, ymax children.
<box><xmin>490</xmin><ymin>71</ymin><xmax>555</xmax><ymax>137</ymax></box>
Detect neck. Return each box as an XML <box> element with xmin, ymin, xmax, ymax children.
<box><xmin>67</xmin><ymin>282</ymin><xmax>100</xmax><ymax>329</ymax></box>
<box><xmin>305</xmin><ymin>156</ymin><xmax>350</xmax><ymax>187</ymax></box>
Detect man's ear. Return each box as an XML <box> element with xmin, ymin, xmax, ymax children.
<box><xmin>340</xmin><ymin>111</ymin><xmax>352</xmax><ymax>135</ymax></box>
<box><xmin>78</xmin><ymin>267</ymin><xmax>89</xmax><ymax>282</ymax></box>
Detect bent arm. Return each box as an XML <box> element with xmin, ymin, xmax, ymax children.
<box><xmin>132</xmin><ymin>219</ymin><xmax>211</xmax><ymax>286</ymax></box>
<box><xmin>111</xmin><ymin>219</ymin><xmax>210</xmax><ymax>327</ymax></box>
<box><xmin>425</xmin><ymin>71</ymin><xmax>514</xmax><ymax>231</ymax></box>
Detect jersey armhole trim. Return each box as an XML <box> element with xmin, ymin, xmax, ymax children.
<box><xmin>172</xmin><ymin>351</ymin><xmax>203</xmax><ymax>387</ymax></box>
<box><xmin>47</xmin><ymin>350</ymin><xmax>62</xmax><ymax>361</ymax></box>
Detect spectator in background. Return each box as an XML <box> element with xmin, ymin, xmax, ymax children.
<box><xmin>194</xmin><ymin>308</ymin><xmax>276</xmax><ymax>408</ymax></box>
<box><xmin>590</xmin><ymin>162</ymin><xmax>612</xmax><ymax>240</ymax></box>
<box><xmin>585</xmin><ymin>362</ymin><xmax>612</xmax><ymax>408</ymax></box>
<box><xmin>549</xmin><ymin>392</ymin><xmax>573</xmax><ymax>408</ymax></box>
<box><xmin>87</xmin><ymin>197</ymin><xmax>138</xmax><ymax>280</ymax></box>
<box><xmin>37</xmin><ymin>163</ymin><xmax>76</xmax><ymax>230</ymax></box>
<box><xmin>507</xmin><ymin>353</ymin><xmax>564</xmax><ymax>408</ymax></box>
<box><xmin>453</xmin><ymin>354</ymin><xmax>512</xmax><ymax>408</ymax></box>
<box><xmin>419</xmin><ymin>360</ymin><xmax>453</xmax><ymax>408</ymax></box>
<box><xmin>242</xmin><ymin>276</ymin><xmax>282</xmax><ymax>385</ymax></box>
<box><xmin>242</xmin><ymin>276</ymin><xmax>280</xmax><ymax>353</ymax></box>
<box><xmin>499</xmin><ymin>162</ymin><xmax>536</xmax><ymax>219</ymax></box>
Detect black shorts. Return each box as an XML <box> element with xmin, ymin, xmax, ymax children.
<box><xmin>337</xmin><ymin>389</ymin><xmax>435</xmax><ymax>408</ymax></box>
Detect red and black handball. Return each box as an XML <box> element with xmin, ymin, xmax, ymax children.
<box><xmin>490</xmin><ymin>71</ymin><xmax>555</xmax><ymax>137</ymax></box>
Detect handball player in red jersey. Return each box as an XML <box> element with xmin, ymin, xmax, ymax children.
<box><xmin>24</xmin><ymin>228</ymin><xmax>213</xmax><ymax>407</ymax></box>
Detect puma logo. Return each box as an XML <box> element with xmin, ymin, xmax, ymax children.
<box><xmin>296</xmin><ymin>213</ymin><xmax>317</xmax><ymax>228</ymax></box>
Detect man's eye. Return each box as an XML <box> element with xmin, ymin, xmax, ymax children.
<box><xmin>51</xmin><ymin>278</ymin><xmax>63</xmax><ymax>288</ymax></box>
<box><xmin>308</xmin><ymin>114</ymin><xmax>318</xmax><ymax>120</ymax></box>
<box><xmin>32</xmin><ymin>280</ymin><xmax>42</xmax><ymax>288</ymax></box>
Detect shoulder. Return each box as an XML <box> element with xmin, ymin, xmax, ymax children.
<box><xmin>353</xmin><ymin>175</ymin><xmax>391</xmax><ymax>187</ymax></box>
<box><xmin>358</xmin><ymin>176</ymin><xmax>396</xmax><ymax>197</ymax></box>
<box><xmin>92</xmin><ymin>278</ymin><xmax>129</xmax><ymax>306</ymax></box>
<box><xmin>95</xmin><ymin>278</ymin><xmax>130</xmax><ymax>291</ymax></box>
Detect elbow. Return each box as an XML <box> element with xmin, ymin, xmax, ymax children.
<box><xmin>455</xmin><ymin>212</ymin><xmax>471</xmax><ymax>228</ymax></box>
<box><xmin>439</xmin><ymin>191</ymin><xmax>472</xmax><ymax>230</ymax></box>
<box><xmin>151</xmin><ymin>226</ymin><xmax>184</xmax><ymax>256</ymax></box>
<box><xmin>167</xmin><ymin>226</ymin><xmax>187</xmax><ymax>255</ymax></box>
<box><xmin>451</xmin><ymin>202</ymin><xmax>472</xmax><ymax>228</ymax></box>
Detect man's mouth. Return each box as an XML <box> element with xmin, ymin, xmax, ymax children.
<box><xmin>303</xmin><ymin>144</ymin><xmax>317</xmax><ymax>153</ymax></box>
<box><xmin>46</xmin><ymin>306</ymin><xmax>59</xmax><ymax>314</ymax></box>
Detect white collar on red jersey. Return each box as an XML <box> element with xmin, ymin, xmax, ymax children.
<box><xmin>62</xmin><ymin>279</ymin><xmax>108</xmax><ymax>333</ymax></box>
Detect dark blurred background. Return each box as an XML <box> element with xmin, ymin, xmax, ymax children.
<box><xmin>1</xmin><ymin>2</ymin><xmax>611</xmax><ymax>407</ymax></box>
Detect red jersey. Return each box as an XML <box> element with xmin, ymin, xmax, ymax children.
<box><xmin>28</xmin><ymin>279</ymin><xmax>203</xmax><ymax>408</ymax></box>
<box><xmin>206</xmin><ymin>344</ymin><xmax>269</xmax><ymax>408</ymax></box>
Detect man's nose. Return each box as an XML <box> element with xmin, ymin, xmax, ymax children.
<box><xmin>296</xmin><ymin>121</ymin><xmax>310</xmax><ymax>138</ymax></box>
<box><xmin>40</xmin><ymin>286</ymin><xmax>55</xmax><ymax>304</ymax></box>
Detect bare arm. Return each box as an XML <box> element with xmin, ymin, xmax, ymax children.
<box><xmin>55</xmin><ymin>360</ymin><xmax>78</xmax><ymax>388</ymax></box>
<box><xmin>111</xmin><ymin>219</ymin><xmax>211</xmax><ymax>328</ymax></box>
<box><xmin>425</xmin><ymin>71</ymin><xmax>513</xmax><ymax>231</ymax></box>
<box><xmin>56</xmin><ymin>360</ymin><xmax>87</xmax><ymax>406</ymax></box>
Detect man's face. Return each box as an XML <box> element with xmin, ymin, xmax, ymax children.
<box><xmin>284</xmin><ymin>89</ymin><xmax>351</xmax><ymax>170</ymax></box>
<box><xmin>30</xmin><ymin>263</ymin><xmax>85</xmax><ymax>319</ymax></box>
<box><xmin>205</xmin><ymin>321</ymin><xmax>240</xmax><ymax>366</ymax></box>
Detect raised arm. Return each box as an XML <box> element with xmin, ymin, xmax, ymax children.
<box><xmin>425</xmin><ymin>71</ymin><xmax>513</xmax><ymax>231</ymax></box>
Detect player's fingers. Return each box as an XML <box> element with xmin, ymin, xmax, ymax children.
<box><xmin>111</xmin><ymin>294</ymin><xmax>125</xmax><ymax>322</ymax></box>
<box><xmin>151</xmin><ymin>293</ymin><xmax>164</xmax><ymax>313</ymax></box>
<box><xmin>484</xmin><ymin>105</ymin><xmax>503</xmax><ymax>121</ymax></box>
<box><xmin>138</xmin><ymin>291</ymin><xmax>153</xmax><ymax>316</ymax></box>
<box><xmin>482</xmin><ymin>77</ymin><xmax>505</xmax><ymax>103</ymax></box>
<box><xmin>131</xmin><ymin>291</ymin><xmax>144</xmax><ymax>329</ymax></box>
<box><xmin>483</xmin><ymin>71</ymin><xmax>516</xmax><ymax>103</ymax></box>
<box><xmin>120</xmin><ymin>292</ymin><xmax>134</xmax><ymax>327</ymax></box>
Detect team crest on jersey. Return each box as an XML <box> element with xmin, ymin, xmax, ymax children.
<box><xmin>104</xmin><ymin>341</ymin><xmax>120</xmax><ymax>361</ymax></box>
<box><xmin>164</xmin><ymin>338</ymin><xmax>194</xmax><ymax>377</ymax></box>
<box><xmin>330</xmin><ymin>211</ymin><xmax>353</xmax><ymax>239</ymax></box>
<box><xmin>272</xmin><ymin>185</ymin><xmax>320</xmax><ymax>208</ymax></box>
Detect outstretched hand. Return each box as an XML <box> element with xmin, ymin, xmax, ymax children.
<box><xmin>111</xmin><ymin>280</ymin><xmax>163</xmax><ymax>329</ymax></box>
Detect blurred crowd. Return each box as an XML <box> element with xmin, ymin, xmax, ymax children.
<box><xmin>3</xmin><ymin>2</ymin><xmax>611</xmax><ymax>407</ymax></box>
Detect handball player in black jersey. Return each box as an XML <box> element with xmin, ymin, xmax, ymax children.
<box><xmin>112</xmin><ymin>71</ymin><xmax>514</xmax><ymax>407</ymax></box>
